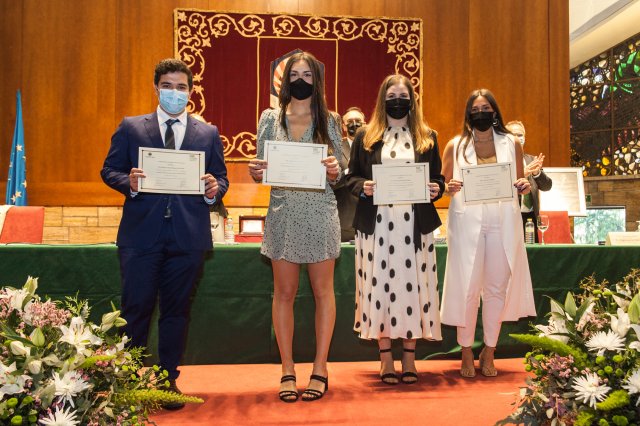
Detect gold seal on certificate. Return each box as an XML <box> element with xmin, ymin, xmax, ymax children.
<box><xmin>138</xmin><ymin>147</ymin><xmax>205</xmax><ymax>195</ymax></box>
<box><xmin>262</xmin><ymin>140</ymin><xmax>328</xmax><ymax>190</ymax></box>
<box><xmin>371</xmin><ymin>163</ymin><xmax>430</xmax><ymax>205</ymax></box>
<box><xmin>460</xmin><ymin>162</ymin><xmax>515</xmax><ymax>204</ymax></box>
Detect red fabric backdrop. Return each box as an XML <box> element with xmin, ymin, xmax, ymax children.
<box><xmin>175</xmin><ymin>10</ymin><xmax>422</xmax><ymax>161</ymax></box>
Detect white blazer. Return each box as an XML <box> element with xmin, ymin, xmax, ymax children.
<box><xmin>440</xmin><ymin>130</ymin><xmax>536</xmax><ymax>326</ymax></box>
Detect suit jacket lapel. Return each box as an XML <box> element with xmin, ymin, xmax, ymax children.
<box><xmin>144</xmin><ymin>113</ymin><xmax>164</xmax><ymax>149</ymax></box>
<box><xmin>341</xmin><ymin>138</ymin><xmax>350</xmax><ymax>165</ymax></box>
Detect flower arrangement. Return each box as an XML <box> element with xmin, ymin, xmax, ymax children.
<box><xmin>0</xmin><ymin>277</ymin><xmax>202</xmax><ymax>425</ymax></box>
<box><xmin>499</xmin><ymin>269</ymin><xmax>640</xmax><ymax>426</ymax></box>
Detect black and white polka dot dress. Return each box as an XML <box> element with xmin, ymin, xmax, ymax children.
<box><xmin>257</xmin><ymin>108</ymin><xmax>342</xmax><ymax>264</ymax></box>
<box><xmin>353</xmin><ymin>127</ymin><xmax>442</xmax><ymax>340</ymax></box>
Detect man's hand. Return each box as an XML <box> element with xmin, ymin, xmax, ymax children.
<box><xmin>129</xmin><ymin>168</ymin><xmax>146</xmax><ymax>192</ymax></box>
<box><xmin>202</xmin><ymin>174</ymin><xmax>218</xmax><ymax>199</ymax></box>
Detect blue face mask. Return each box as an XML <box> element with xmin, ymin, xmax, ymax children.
<box><xmin>158</xmin><ymin>89</ymin><xmax>189</xmax><ymax>115</ymax></box>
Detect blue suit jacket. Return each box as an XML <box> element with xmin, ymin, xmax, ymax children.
<box><xmin>101</xmin><ymin>112</ymin><xmax>229</xmax><ymax>250</ymax></box>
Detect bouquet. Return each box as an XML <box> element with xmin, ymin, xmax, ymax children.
<box><xmin>0</xmin><ymin>277</ymin><xmax>202</xmax><ymax>425</ymax></box>
<box><xmin>499</xmin><ymin>269</ymin><xmax>640</xmax><ymax>426</ymax></box>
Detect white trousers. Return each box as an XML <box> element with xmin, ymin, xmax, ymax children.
<box><xmin>457</xmin><ymin>204</ymin><xmax>511</xmax><ymax>348</ymax></box>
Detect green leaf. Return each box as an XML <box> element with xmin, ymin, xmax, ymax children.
<box><xmin>564</xmin><ymin>292</ymin><xmax>577</xmax><ymax>317</ymax></box>
<box><xmin>629</xmin><ymin>294</ymin><xmax>640</xmax><ymax>323</ymax></box>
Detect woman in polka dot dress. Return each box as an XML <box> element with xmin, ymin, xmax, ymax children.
<box><xmin>346</xmin><ymin>74</ymin><xmax>444</xmax><ymax>385</ymax></box>
<box><xmin>248</xmin><ymin>52</ymin><xmax>342</xmax><ymax>402</ymax></box>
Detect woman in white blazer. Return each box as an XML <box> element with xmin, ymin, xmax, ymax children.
<box><xmin>440</xmin><ymin>89</ymin><xmax>536</xmax><ymax>378</ymax></box>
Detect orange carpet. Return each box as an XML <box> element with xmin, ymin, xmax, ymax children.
<box><xmin>150</xmin><ymin>359</ymin><xmax>527</xmax><ymax>426</ymax></box>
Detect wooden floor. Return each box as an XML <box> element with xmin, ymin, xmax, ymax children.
<box><xmin>150</xmin><ymin>359</ymin><xmax>528</xmax><ymax>426</ymax></box>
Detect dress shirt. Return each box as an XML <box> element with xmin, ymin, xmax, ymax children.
<box><xmin>157</xmin><ymin>106</ymin><xmax>188</xmax><ymax>150</ymax></box>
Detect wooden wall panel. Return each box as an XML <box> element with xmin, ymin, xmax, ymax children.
<box><xmin>0</xmin><ymin>0</ymin><xmax>569</xmax><ymax>206</ymax></box>
<box><xmin>0</xmin><ymin>2</ymin><xmax>23</xmax><ymax>190</ymax></box>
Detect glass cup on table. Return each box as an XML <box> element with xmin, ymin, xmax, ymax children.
<box><xmin>537</xmin><ymin>214</ymin><xmax>550</xmax><ymax>245</ymax></box>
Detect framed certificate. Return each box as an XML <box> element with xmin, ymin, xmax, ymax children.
<box><xmin>239</xmin><ymin>215</ymin><xmax>266</xmax><ymax>235</ymax></box>
<box><xmin>460</xmin><ymin>162</ymin><xmax>515</xmax><ymax>204</ymax></box>
<box><xmin>372</xmin><ymin>163</ymin><xmax>430</xmax><ymax>205</ymax></box>
<box><xmin>538</xmin><ymin>167</ymin><xmax>587</xmax><ymax>216</ymax></box>
<box><xmin>262</xmin><ymin>140</ymin><xmax>327</xmax><ymax>190</ymax></box>
<box><xmin>138</xmin><ymin>147</ymin><xmax>205</xmax><ymax>195</ymax></box>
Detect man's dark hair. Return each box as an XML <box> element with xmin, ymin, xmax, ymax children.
<box><xmin>154</xmin><ymin>58</ymin><xmax>193</xmax><ymax>90</ymax></box>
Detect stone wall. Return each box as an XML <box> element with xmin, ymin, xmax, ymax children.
<box><xmin>584</xmin><ymin>175</ymin><xmax>640</xmax><ymax>231</ymax></box>
<box><xmin>41</xmin><ymin>206</ymin><xmax>450</xmax><ymax>244</ymax></box>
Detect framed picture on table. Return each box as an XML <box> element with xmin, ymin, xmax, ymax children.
<box><xmin>239</xmin><ymin>215</ymin><xmax>266</xmax><ymax>236</ymax></box>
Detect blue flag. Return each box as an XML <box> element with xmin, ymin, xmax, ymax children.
<box><xmin>5</xmin><ymin>90</ymin><xmax>27</xmax><ymax>206</ymax></box>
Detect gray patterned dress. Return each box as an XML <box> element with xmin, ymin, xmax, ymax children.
<box><xmin>257</xmin><ymin>108</ymin><xmax>342</xmax><ymax>263</ymax></box>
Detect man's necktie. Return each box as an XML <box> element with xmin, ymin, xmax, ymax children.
<box><xmin>165</xmin><ymin>119</ymin><xmax>178</xmax><ymax>149</ymax></box>
<box><xmin>163</xmin><ymin>119</ymin><xmax>178</xmax><ymax>219</ymax></box>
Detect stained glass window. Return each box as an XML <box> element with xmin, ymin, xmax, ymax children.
<box><xmin>570</xmin><ymin>32</ymin><xmax>640</xmax><ymax>176</ymax></box>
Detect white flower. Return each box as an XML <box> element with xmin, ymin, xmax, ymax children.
<box><xmin>39</xmin><ymin>405</ymin><xmax>80</xmax><ymax>426</ymax></box>
<box><xmin>53</xmin><ymin>370</ymin><xmax>91</xmax><ymax>408</ymax></box>
<box><xmin>576</xmin><ymin>303</ymin><xmax>595</xmax><ymax>331</ymax></box>
<box><xmin>610</xmin><ymin>307</ymin><xmax>631</xmax><ymax>337</ymax></box>
<box><xmin>535</xmin><ymin>317</ymin><xmax>569</xmax><ymax>344</ymax></box>
<box><xmin>613</xmin><ymin>284</ymin><xmax>631</xmax><ymax>309</ymax></box>
<box><xmin>572</xmin><ymin>372</ymin><xmax>611</xmax><ymax>408</ymax></box>
<box><xmin>0</xmin><ymin>287</ymin><xmax>29</xmax><ymax>311</ymax></box>
<box><xmin>623</xmin><ymin>369</ymin><xmax>640</xmax><ymax>406</ymax></box>
<box><xmin>0</xmin><ymin>363</ymin><xmax>29</xmax><ymax>399</ymax></box>
<box><xmin>58</xmin><ymin>316</ymin><xmax>102</xmax><ymax>354</ymax></box>
<box><xmin>9</xmin><ymin>340</ymin><xmax>30</xmax><ymax>357</ymax></box>
<box><xmin>27</xmin><ymin>359</ymin><xmax>42</xmax><ymax>374</ymax></box>
<box><xmin>585</xmin><ymin>330</ymin><xmax>626</xmax><ymax>356</ymax></box>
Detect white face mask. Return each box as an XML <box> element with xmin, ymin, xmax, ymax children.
<box><xmin>159</xmin><ymin>89</ymin><xmax>189</xmax><ymax>115</ymax></box>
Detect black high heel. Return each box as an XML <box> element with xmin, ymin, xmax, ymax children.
<box><xmin>379</xmin><ymin>348</ymin><xmax>399</xmax><ymax>385</ymax></box>
<box><xmin>401</xmin><ymin>348</ymin><xmax>418</xmax><ymax>384</ymax></box>
<box><xmin>278</xmin><ymin>375</ymin><xmax>299</xmax><ymax>403</ymax></box>
<box><xmin>301</xmin><ymin>374</ymin><xmax>328</xmax><ymax>401</ymax></box>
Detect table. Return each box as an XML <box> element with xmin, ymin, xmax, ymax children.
<box><xmin>1</xmin><ymin>243</ymin><xmax>638</xmax><ymax>364</ymax></box>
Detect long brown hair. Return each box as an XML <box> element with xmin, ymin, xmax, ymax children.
<box><xmin>363</xmin><ymin>74</ymin><xmax>434</xmax><ymax>153</ymax></box>
<box><xmin>456</xmin><ymin>88</ymin><xmax>510</xmax><ymax>163</ymax></box>
<box><xmin>278</xmin><ymin>52</ymin><xmax>332</xmax><ymax>148</ymax></box>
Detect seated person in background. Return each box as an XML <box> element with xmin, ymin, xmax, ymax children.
<box><xmin>506</xmin><ymin>120</ymin><xmax>552</xmax><ymax>242</ymax></box>
<box><xmin>333</xmin><ymin>107</ymin><xmax>365</xmax><ymax>242</ymax></box>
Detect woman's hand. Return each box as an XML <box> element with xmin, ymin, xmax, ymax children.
<box><xmin>428</xmin><ymin>182</ymin><xmax>440</xmax><ymax>200</ymax></box>
<box><xmin>322</xmin><ymin>156</ymin><xmax>340</xmax><ymax>181</ymax></box>
<box><xmin>363</xmin><ymin>180</ymin><xmax>376</xmax><ymax>196</ymax></box>
<box><xmin>446</xmin><ymin>178</ymin><xmax>463</xmax><ymax>195</ymax></box>
<box><xmin>514</xmin><ymin>177</ymin><xmax>531</xmax><ymax>194</ymax></box>
<box><xmin>248</xmin><ymin>159</ymin><xmax>267</xmax><ymax>182</ymax></box>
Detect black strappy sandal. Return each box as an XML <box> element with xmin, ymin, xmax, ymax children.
<box><xmin>401</xmin><ymin>348</ymin><xmax>419</xmax><ymax>384</ymax></box>
<box><xmin>278</xmin><ymin>375</ymin><xmax>299</xmax><ymax>403</ymax></box>
<box><xmin>379</xmin><ymin>348</ymin><xmax>399</xmax><ymax>385</ymax></box>
<box><xmin>301</xmin><ymin>374</ymin><xmax>329</xmax><ymax>401</ymax></box>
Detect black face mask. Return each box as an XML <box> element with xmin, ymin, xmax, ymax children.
<box><xmin>469</xmin><ymin>111</ymin><xmax>495</xmax><ymax>131</ymax></box>
<box><xmin>289</xmin><ymin>78</ymin><xmax>313</xmax><ymax>100</ymax></box>
<box><xmin>385</xmin><ymin>98</ymin><xmax>411</xmax><ymax>120</ymax></box>
<box><xmin>346</xmin><ymin>122</ymin><xmax>362</xmax><ymax>137</ymax></box>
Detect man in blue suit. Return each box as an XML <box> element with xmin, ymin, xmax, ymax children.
<box><xmin>101</xmin><ymin>58</ymin><xmax>228</xmax><ymax>409</ymax></box>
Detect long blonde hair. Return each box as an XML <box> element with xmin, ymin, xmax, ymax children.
<box><xmin>363</xmin><ymin>74</ymin><xmax>434</xmax><ymax>152</ymax></box>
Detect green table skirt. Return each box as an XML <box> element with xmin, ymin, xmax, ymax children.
<box><xmin>1</xmin><ymin>243</ymin><xmax>639</xmax><ymax>364</ymax></box>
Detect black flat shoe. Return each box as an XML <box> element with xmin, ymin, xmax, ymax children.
<box><xmin>379</xmin><ymin>348</ymin><xmax>399</xmax><ymax>385</ymax></box>
<box><xmin>162</xmin><ymin>379</ymin><xmax>186</xmax><ymax>410</ymax></box>
<box><xmin>278</xmin><ymin>375</ymin><xmax>299</xmax><ymax>403</ymax></box>
<box><xmin>401</xmin><ymin>348</ymin><xmax>418</xmax><ymax>384</ymax></box>
<box><xmin>301</xmin><ymin>374</ymin><xmax>328</xmax><ymax>401</ymax></box>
